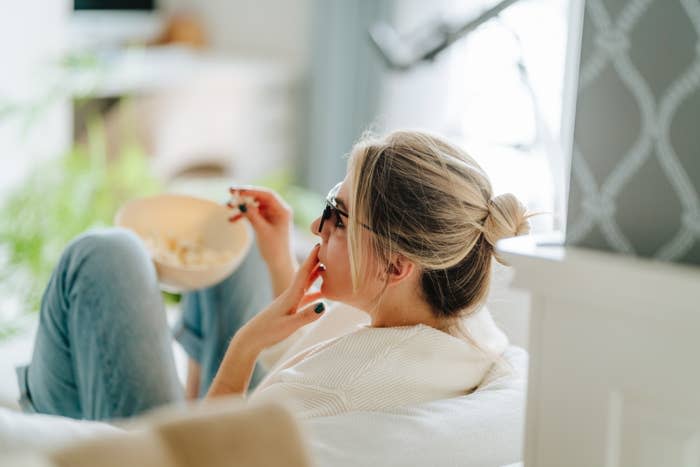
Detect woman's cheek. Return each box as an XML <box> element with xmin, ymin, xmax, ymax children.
<box><xmin>319</xmin><ymin>267</ymin><xmax>343</xmax><ymax>300</ymax></box>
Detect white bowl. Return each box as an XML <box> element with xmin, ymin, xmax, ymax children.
<box><xmin>114</xmin><ymin>194</ymin><xmax>253</xmax><ymax>292</ymax></box>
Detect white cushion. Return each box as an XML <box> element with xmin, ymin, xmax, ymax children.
<box><xmin>0</xmin><ymin>408</ymin><xmax>119</xmax><ymax>455</ymax></box>
<box><xmin>0</xmin><ymin>349</ymin><xmax>526</xmax><ymax>467</ymax></box>
<box><xmin>302</xmin><ymin>346</ymin><xmax>527</xmax><ymax>467</ymax></box>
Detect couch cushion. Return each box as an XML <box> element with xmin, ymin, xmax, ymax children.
<box><xmin>1</xmin><ymin>399</ymin><xmax>312</xmax><ymax>467</ymax></box>
<box><xmin>51</xmin><ymin>398</ymin><xmax>311</xmax><ymax>467</ymax></box>
<box><xmin>0</xmin><ymin>407</ymin><xmax>119</xmax><ymax>454</ymax></box>
<box><xmin>302</xmin><ymin>346</ymin><xmax>527</xmax><ymax>467</ymax></box>
<box><xmin>0</xmin><ymin>348</ymin><xmax>527</xmax><ymax>467</ymax></box>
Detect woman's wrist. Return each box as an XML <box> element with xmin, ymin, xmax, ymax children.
<box><xmin>207</xmin><ymin>332</ymin><xmax>261</xmax><ymax>398</ymax></box>
<box><xmin>232</xmin><ymin>326</ymin><xmax>264</xmax><ymax>357</ymax></box>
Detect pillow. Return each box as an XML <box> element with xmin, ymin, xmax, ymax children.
<box><xmin>0</xmin><ymin>408</ymin><xmax>119</xmax><ymax>455</ymax></box>
<box><xmin>301</xmin><ymin>346</ymin><xmax>527</xmax><ymax>467</ymax></box>
<box><xmin>50</xmin><ymin>398</ymin><xmax>311</xmax><ymax>467</ymax></box>
<box><xmin>1</xmin><ymin>399</ymin><xmax>312</xmax><ymax>467</ymax></box>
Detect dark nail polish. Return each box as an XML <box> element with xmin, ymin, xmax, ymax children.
<box><xmin>314</xmin><ymin>303</ymin><xmax>325</xmax><ymax>314</ymax></box>
<box><xmin>238</xmin><ymin>204</ymin><xmax>247</xmax><ymax>213</ymax></box>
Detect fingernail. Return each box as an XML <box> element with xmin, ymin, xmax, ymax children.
<box><xmin>238</xmin><ymin>204</ymin><xmax>247</xmax><ymax>213</ymax></box>
<box><xmin>318</xmin><ymin>264</ymin><xmax>326</xmax><ymax>271</ymax></box>
<box><xmin>314</xmin><ymin>303</ymin><xmax>325</xmax><ymax>314</ymax></box>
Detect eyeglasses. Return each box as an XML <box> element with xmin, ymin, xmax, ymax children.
<box><xmin>318</xmin><ymin>182</ymin><xmax>376</xmax><ymax>234</ymax></box>
<box><xmin>318</xmin><ymin>183</ymin><xmax>349</xmax><ymax>233</ymax></box>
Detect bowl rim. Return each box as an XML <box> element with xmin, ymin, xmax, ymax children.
<box><xmin>114</xmin><ymin>193</ymin><xmax>254</xmax><ymax>272</ymax></box>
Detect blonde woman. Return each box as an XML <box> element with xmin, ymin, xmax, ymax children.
<box><xmin>17</xmin><ymin>130</ymin><xmax>530</xmax><ymax>421</ymax></box>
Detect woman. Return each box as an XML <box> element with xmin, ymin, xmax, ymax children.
<box><xmin>16</xmin><ymin>130</ymin><xmax>530</xmax><ymax>421</ymax></box>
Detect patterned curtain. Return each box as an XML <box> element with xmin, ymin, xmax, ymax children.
<box><xmin>566</xmin><ymin>0</ymin><xmax>700</xmax><ymax>266</ymax></box>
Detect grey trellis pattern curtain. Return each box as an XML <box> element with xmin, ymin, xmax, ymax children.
<box><xmin>566</xmin><ymin>0</ymin><xmax>700</xmax><ymax>266</ymax></box>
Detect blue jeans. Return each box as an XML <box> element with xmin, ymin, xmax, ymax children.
<box><xmin>15</xmin><ymin>228</ymin><xmax>272</xmax><ymax>421</ymax></box>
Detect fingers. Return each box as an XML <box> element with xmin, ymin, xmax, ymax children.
<box><xmin>240</xmin><ymin>203</ymin><xmax>266</xmax><ymax>230</ymax></box>
<box><xmin>228</xmin><ymin>186</ymin><xmax>288</xmax><ymax>210</ymax></box>
<box><xmin>228</xmin><ymin>187</ymin><xmax>292</xmax><ymax>229</ymax></box>
<box><xmin>303</xmin><ymin>257</ymin><xmax>325</xmax><ymax>285</ymax></box>
<box><xmin>294</xmin><ymin>244</ymin><xmax>321</xmax><ymax>287</ymax></box>
<box><xmin>227</xmin><ymin>200</ymin><xmax>267</xmax><ymax>233</ymax></box>
<box><xmin>299</xmin><ymin>291</ymin><xmax>324</xmax><ymax>308</ymax></box>
<box><xmin>287</xmin><ymin>244</ymin><xmax>321</xmax><ymax>302</ymax></box>
<box><xmin>292</xmin><ymin>301</ymin><xmax>326</xmax><ymax>326</ymax></box>
<box><xmin>229</xmin><ymin>185</ymin><xmax>275</xmax><ymax>199</ymax></box>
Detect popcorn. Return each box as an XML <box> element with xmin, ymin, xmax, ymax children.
<box><xmin>228</xmin><ymin>191</ymin><xmax>260</xmax><ymax>216</ymax></box>
<box><xmin>141</xmin><ymin>232</ymin><xmax>233</xmax><ymax>268</ymax></box>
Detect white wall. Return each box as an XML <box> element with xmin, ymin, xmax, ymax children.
<box><xmin>0</xmin><ymin>1</ymin><xmax>71</xmax><ymax>198</ymax></box>
<box><xmin>159</xmin><ymin>0</ymin><xmax>312</xmax><ymax>70</ymax></box>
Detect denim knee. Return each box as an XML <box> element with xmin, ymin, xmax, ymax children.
<box><xmin>63</xmin><ymin>227</ymin><xmax>155</xmax><ymax>282</ymax></box>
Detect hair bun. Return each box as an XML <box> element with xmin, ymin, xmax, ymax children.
<box><xmin>482</xmin><ymin>193</ymin><xmax>531</xmax><ymax>259</ymax></box>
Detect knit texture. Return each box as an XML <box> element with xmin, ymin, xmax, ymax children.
<box><xmin>249</xmin><ymin>310</ymin><xmax>509</xmax><ymax>419</ymax></box>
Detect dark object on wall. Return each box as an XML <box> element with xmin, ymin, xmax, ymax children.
<box><xmin>74</xmin><ymin>0</ymin><xmax>155</xmax><ymax>10</ymax></box>
<box><xmin>566</xmin><ymin>0</ymin><xmax>700</xmax><ymax>266</ymax></box>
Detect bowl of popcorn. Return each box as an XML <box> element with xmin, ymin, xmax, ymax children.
<box><xmin>115</xmin><ymin>194</ymin><xmax>253</xmax><ymax>292</ymax></box>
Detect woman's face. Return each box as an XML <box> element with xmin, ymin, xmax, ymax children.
<box><xmin>310</xmin><ymin>176</ymin><xmax>383</xmax><ymax>310</ymax></box>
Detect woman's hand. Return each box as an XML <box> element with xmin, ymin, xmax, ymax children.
<box><xmin>236</xmin><ymin>243</ymin><xmax>326</xmax><ymax>354</ymax></box>
<box><xmin>228</xmin><ymin>186</ymin><xmax>297</xmax><ymax>296</ymax></box>
<box><xmin>206</xmin><ymin>244</ymin><xmax>326</xmax><ymax>399</ymax></box>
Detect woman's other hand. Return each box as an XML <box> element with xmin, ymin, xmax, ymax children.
<box><xmin>236</xmin><ymin>244</ymin><xmax>326</xmax><ymax>354</ymax></box>
<box><xmin>228</xmin><ymin>186</ymin><xmax>297</xmax><ymax>296</ymax></box>
<box><xmin>207</xmin><ymin>244</ymin><xmax>325</xmax><ymax>398</ymax></box>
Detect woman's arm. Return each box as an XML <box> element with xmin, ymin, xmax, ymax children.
<box><xmin>206</xmin><ymin>333</ymin><xmax>261</xmax><ymax>397</ymax></box>
<box><xmin>206</xmin><ymin>244</ymin><xmax>326</xmax><ymax>399</ymax></box>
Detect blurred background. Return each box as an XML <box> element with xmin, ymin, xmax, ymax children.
<box><xmin>0</xmin><ymin>0</ymin><xmax>569</xmax><ymax>337</ymax></box>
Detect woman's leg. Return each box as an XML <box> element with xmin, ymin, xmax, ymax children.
<box><xmin>15</xmin><ymin>228</ymin><xmax>183</xmax><ymax>420</ymax></box>
<box><xmin>174</xmin><ymin>244</ymin><xmax>273</xmax><ymax>397</ymax></box>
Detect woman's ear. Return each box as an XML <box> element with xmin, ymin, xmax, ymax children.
<box><xmin>386</xmin><ymin>254</ymin><xmax>415</xmax><ymax>286</ymax></box>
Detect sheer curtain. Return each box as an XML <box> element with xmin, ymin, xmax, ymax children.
<box><xmin>378</xmin><ymin>0</ymin><xmax>570</xmax><ymax>233</ymax></box>
<box><xmin>302</xmin><ymin>0</ymin><xmax>571</xmax><ymax>234</ymax></box>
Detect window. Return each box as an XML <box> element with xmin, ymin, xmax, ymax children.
<box><xmin>445</xmin><ymin>0</ymin><xmax>570</xmax><ymax>233</ymax></box>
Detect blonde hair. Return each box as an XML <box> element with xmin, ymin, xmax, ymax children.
<box><xmin>346</xmin><ymin>130</ymin><xmax>532</xmax><ymax>330</ymax></box>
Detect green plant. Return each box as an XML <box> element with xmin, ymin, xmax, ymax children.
<box><xmin>0</xmin><ymin>115</ymin><xmax>161</xmax><ymax>325</ymax></box>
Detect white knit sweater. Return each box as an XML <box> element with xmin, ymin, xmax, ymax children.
<box><xmin>249</xmin><ymin>304</ymin><xmax>509</xmax><ymax>419</ymax></box>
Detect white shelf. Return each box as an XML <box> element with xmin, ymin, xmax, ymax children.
<box><xmin>67</xmin><ymin>46</ymin><xmax>297</xmax><ymax>99</ymax></box>
<box><xmin>496</xmin><ymin>236</ymin><xmax>700</xmax><ymax>466</ymax></box>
